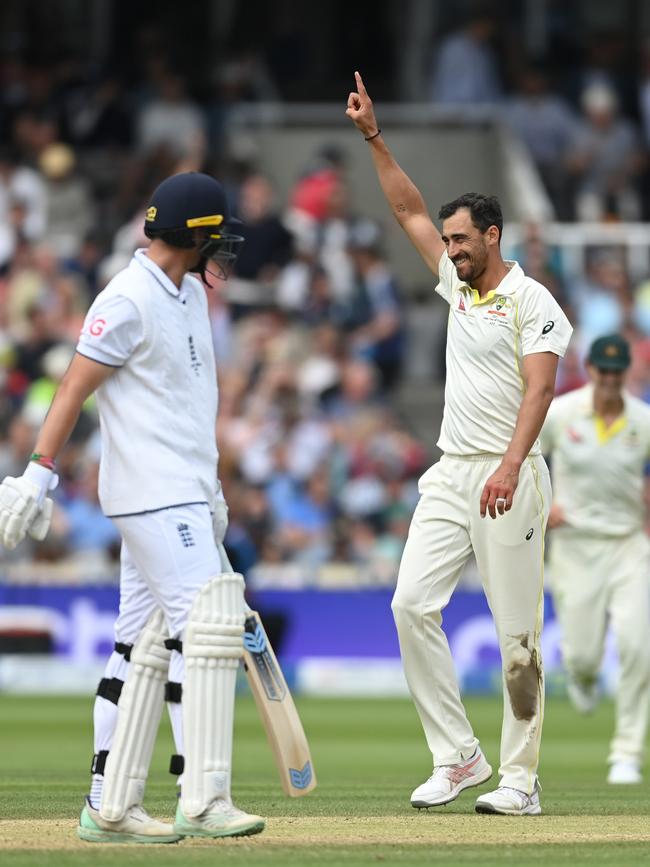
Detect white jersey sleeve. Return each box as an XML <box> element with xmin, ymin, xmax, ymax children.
<box><xmin>77</xmin><ymin>293</ymin><xmax>143</xmax><ymax>367</ymax></box>
<box><xmin>434</xmin><ymin>250</ymin><xmax>466</xmax><ymax>304</ymax></box>
<box><xmin>518</xmin><ymin>285</ymin><xmax>572</xmax><ymax>357</ymax></box>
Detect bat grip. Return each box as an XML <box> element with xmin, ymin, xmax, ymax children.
<box><xmin>217</xmin><ymin>541</ymin><xmax>233</xmax><ymax>572</ymax></box>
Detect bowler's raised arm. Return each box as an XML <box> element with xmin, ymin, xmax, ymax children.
<box><xmin>346</xmin><ymin>71</ymin><xmax>446</xmax><ymax>276</ymax></box>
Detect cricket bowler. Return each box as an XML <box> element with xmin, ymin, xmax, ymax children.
<box><xmin>347</xmin><ymin>71</ymin><xmax>572</xmax><ymax>815</ymax></box>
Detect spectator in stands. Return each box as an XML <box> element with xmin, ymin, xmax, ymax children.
<box><xmin>228</xmin><ymin>174</ymin><xmax>293</xmax><ymax>314</ymax></box>
<box><xmin>567</xmin><ymin>83</ymin><xmax>645</xmax><ymax>222</ymax></box>
<box><xmin>324</xmin><ymin>358</ymin><xmax>382</xmax><ymax>425</ymax></box>
<box><xmin>8</xmin><ymin>300</ymin><xmax>59</xmax><ymax>391</ymax></box>
<box><xmin>274</xmin><ymin>466</ymin><xmax>335</xmax><ymax>566</ymax></box>
<box><xmin>135</xmin><ymin>68</ymin><xmax>206</xmax><ymax>162</ymax></box>
<box><xmin>57</xmin><ymin>459</ymin><xmax>120</xmax><ymax>558</ymax></box>
<box><xmin>207</xmin><ymin>50</ymin><xmax>280</xmax><ymax>155</ymax></box>
<box><xmin>0</xmin><ymin>147</ymin><xmax>46</xmax><ymax>269</ymax></box>
<box><xmin>429</xmin><ymin>10</ymin><xmax>502</xmax><ymax>105</ymax></box>
<box><xmin>63</xmin><ymin>72</ymin><xmax>132</xmax><ymax>150</ymax></box>
<box><xmin>0</xmin><ymin>412</ymin><xmax>38</xmax><ymax>481</ymax></box>
<box><xmin>346</xmin><ymin>219</ymin><xmax>405</xmax><ymax>390</ymax></box>
<box><xmin>505</xmin><ymin>68</ymin><xmax>578</xmax><ymax>220</ymax></box>
<box><xmin>39</xmin><ymin>143</ymin><xmax>97</xmax><ymax>259</ymax></box>
<box><xmin>509</xmin><ymin>223</ymin><xmax>573</xmax><ymax>319</ymax></box>
<box><xmin>567</xmin><ymin>31</ymin><xmax>638</xmax><ymax>122</ymax></box>
<box><xmin>570</xmin><ymin>251</ymin><xmax>632</xmax><ymax>353</ymax></box>
<box><xmin>285</xmin><ymin>145</ymin><xmax>356</xmax><ymax>301</ymax></box>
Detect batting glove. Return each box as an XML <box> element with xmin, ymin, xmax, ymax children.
<box><xmin>0</xmin><ymin>463</ymin><xmax>58</xmax><ymax>549</ymax></box>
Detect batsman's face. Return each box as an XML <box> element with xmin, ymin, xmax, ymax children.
<box><xmin>441</xmin><ymin>209</ymin><xmax>492</xmax><ymax>284</ymax></box>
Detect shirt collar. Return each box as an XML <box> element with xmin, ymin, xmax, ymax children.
<box><xmin>133</xmin><ymin>248</ymin><xmax>181</xmax><ymax>297</ymax></box>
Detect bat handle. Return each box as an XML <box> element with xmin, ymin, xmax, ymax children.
<box><xmin>217</xmin><ymin>541</ymin><xmax>233</xmax><ymax>572</ymax></box>
<box><xmin>217</xmin><ymin>542</ymin><xmax>254</xmax><ymax>617</ymax></box>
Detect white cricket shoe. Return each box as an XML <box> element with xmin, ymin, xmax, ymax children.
<box><xmin>608</xmin><ymin>761</ymin><xmax>642</xmax><ymax>785</ymax></box>
<box><xmin>475</xmin><ymin>781</ymin><xmax>542</xmax><ymax>815</ymax></box>
<box><xmin>174</xmin><ymin>798</ymin><xmax>265</xmax><ymax>838</ymax></box>
<box><xmin>77</xmin><ymin>798</ymin><xmax>181</xmax><ymax>843</ymax></box>
<box><xmin>410</xmin><ymin>748</ymin><xmax>492</xmax><ymax>808</ymax></box>
<box><xmin>566</xmin><ymin>677</ymin><xmax>599</xmax><ymax>714</ymax></box>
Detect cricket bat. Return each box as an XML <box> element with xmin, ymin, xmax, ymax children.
<box><xmin>242</xmin><ymin>609</ymin><xmax>317</xmax><ymax>796</ymax></box>
<box><xmin>216</xmin><ymin>544</ymin><xmax>316</xmax><ymax>796</ymax></box>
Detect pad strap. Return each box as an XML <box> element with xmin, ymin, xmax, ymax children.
<box><xmin>91</xmin><ymin>750</ymin><xmax>109</xmax><ymax>775</ymax></box>
<box><xmin>169</xmin><ymin>754</ymin><xmax>185</xmax><ymax>775</ymax></box>
<box><xmin>165</xmin><ymin>681</ymin><xmax>182</xmax><ymax>702</ymax></box>
<box><xmin>114</xmin><ymin>641</ymin><xmax>133</xmax><ymax>661</ymax></box>
<box><xmin>96</xmin><ymin>677</ymin><xmax>124</xmax><ymax>705</ymax></box>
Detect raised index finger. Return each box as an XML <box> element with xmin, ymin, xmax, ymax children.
<box><xmin>355</xmin><ymin>70</ymin><xmax>368</xmax><ymax>97</ymax></box>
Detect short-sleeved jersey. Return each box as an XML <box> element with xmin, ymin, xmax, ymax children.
<box><xmin>76</xmin><ymin>249</ymin><xmax>219</xmax><ymax>517</ymax></box>
<box><xmin>540</xmin><ymin>383</ymin><xmax>650</xmax><ymax>536</ymax></box>
<box><xmin>435</xmin><ymin>250</ymin><xmax>572</xmax><ymax>456</ymax></box>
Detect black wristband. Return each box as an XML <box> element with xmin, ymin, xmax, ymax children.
<box><xmin>364</xmin><ymin>129</ymin><xmax>382</xmax><ymax>141</ymax></box>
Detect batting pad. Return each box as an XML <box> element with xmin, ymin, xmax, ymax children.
<box><xmin>100</xmin><ymin>608</ymin><xmax>170</xmax><ymax>821</ymax></box>
<box><xmin>181</xmin><ymin>572</ymin><xmax>245</xmax><ymax>818</ymax></box>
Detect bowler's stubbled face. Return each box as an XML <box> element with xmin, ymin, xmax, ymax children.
<box><xmin>441</xmin><ymin>208</ymin><xmax>489</xmax><ymax>285</ymax></box>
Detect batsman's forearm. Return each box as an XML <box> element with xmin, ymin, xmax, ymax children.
<box><xmin>366</xmin><ymin>137</ymin><xmax>429</xmax><ymax>223</ymax></box>
<box><xmin>503</xmin><ymin>386</ymin><xmax>555</xmax><ymax>469</ymax></box>
<box><xmin>33</xmin><ymin>378</ymin><xmax>88</xmax><ymax>460</ymax></box>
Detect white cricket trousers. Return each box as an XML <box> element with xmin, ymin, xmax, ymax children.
<box><xmin>93</xmin><ymin>503</ymin><xmax>224</xmax><ymax>761</ymax></box>
<box><xmin>548</xmin><ymin>527</ymin><xmax>650</xmax><ymax>765</ymax></box>
<box><xmin>392</xmin><ymin>454</ymin><xmax>551</xmax><ymax>794</ymax></box>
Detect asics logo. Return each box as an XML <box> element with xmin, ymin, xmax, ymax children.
<box><xmin>446</xmin><ymin>753</ymin><xmax>482</xmax><ymax>786</ymax></box>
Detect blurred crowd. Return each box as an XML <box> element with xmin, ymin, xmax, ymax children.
<box><xmin>2</xmin><ymin>13</ymin><xmax>650</xmax><ymax>585</ymax></box>
<box><xmin>430</xmin><ymin>10</ymin><xmax>650</xmax><ymax>224</ymax></box>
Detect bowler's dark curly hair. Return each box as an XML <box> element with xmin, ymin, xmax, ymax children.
<box><xmin>438</xmin><ymin>193</ymin><xmax>503</xmax><ymax>242</ymax></box>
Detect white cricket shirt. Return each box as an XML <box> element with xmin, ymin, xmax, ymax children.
<box><xmin>540</xmin><ymin>383</ymin><xmax>650</xmax><ymax>536</ymax></box>
<box><xmin>436</xmin><ymin>250</ymin><xmax>572</xmax><ymax>456</ymax></box>
<box><xmin>76</xmin><ymin>249</ymin><xmax>219</xmax><ymax>516</ymax></box>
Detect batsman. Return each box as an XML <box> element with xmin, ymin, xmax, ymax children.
<box><xmin>0</xmin><ymin>172</ymin><xmax>265</xmax><ymax>842</ymax></box>
<box><xmin>347</xmin><ymin>72</ymin><xmax>572</xmax><ymax>815</ymax></box>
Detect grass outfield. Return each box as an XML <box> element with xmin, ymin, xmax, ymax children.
<box><xmin>1</xmin><ymin>693</ymin><xmax>649</xmax><ymax>866</ymax></box>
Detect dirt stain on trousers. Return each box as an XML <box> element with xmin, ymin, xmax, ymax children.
<box><xmin>504</xmin><ymin>632</ymin><xmax>542</xmax><ymax>721</ymax></box>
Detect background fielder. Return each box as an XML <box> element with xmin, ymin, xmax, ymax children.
<box><xmin>346</xmin><ymin>71</ymin><xmax>572</xmax><ymax>816</ymax></box>
<box><xmin>540</xmin><ymin>334</ymin><xmax>650</xmax><ymax>786</ymax></box>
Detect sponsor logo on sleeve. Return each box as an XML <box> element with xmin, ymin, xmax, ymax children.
<box><xmin>542</xmin><ymin>321</ymin><xmax>555</xmax><ymax>335</ymax></box>
<box><xmin>89</xmin><ymin>317</ymin><xmax>106</xmax><ymax>336</ymax></box>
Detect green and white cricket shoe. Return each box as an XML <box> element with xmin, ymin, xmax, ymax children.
<box><xmin>77</xmin><ymin>798</ymin><xmax>182</xmax><ymax>843</ymax></box>
<box><xmin>174</xmin><ymin>798</ymin><xmax>265</xmax><ymax>838</ymax></box>
<box><xmin>475</xmin><ymin>782</ymin><xmax>542</xmax><ymax>816</ymax></box>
